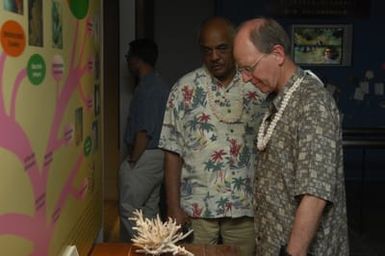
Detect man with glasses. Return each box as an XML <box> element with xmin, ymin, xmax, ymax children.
<box><xmin>158</xmin><ymin>17</ymin><xmax>266</xmax><ymax>255</ymax></box>
<box><xmin>234</xmin><ymin>17</ymin><xmax>349</xmax><ymax>256</ymax></box>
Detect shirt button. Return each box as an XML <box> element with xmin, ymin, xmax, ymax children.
<box><xmin>232</xmin><ymin>171</ymin><xmax>235</xmax><ymax>175</ymax></box>
<box><xmin>230</xmin><ymin>129</ymin><xmax>234</xmax><ymax>133</ymax></box>
<box><xmin>227</xmin><ymin>109</ymin><xmax>231</xmax><ymax>113</ymax></box>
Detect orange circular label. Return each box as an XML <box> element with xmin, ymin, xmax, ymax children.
<box><xmin>1</xmin><ymin>20</ymin><xmax>26</xmax><ymax>57</ymax></box>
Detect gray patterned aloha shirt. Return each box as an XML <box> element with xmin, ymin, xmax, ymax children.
<box><xmin>159</xmin><ymin>67</ymin><xmax>266</xmax><ymax>218</ymax></box>
<box><xmin>254</xmin><ymin>68</ymin><xmax>349</xmax><ymax>255</ymax></box>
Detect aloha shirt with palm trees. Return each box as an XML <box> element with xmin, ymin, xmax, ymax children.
<box><xmin>159</xmin><ymin>67</ymin><xmax>266</xmax><ymax>218</ymax></box>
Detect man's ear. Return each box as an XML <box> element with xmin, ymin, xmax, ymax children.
<box><xmin>271</xmin><ymin>44</ymin><xmax>285</xmax><ymax>65</ymax></box>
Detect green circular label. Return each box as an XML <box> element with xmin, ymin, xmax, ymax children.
<box><xmin>83</xmin><ymin>136</ymin><xmax>93</xmax><ymax>156</ymax></box>
<box><xmin>27</xmin><ymin>54</ymin><xmax>46</xmax><ymax>86</ymax></box>
<box><xmin>68</xmin><ymin>0</ymin><xmax>90</xmax><ymax>19</ymax></box>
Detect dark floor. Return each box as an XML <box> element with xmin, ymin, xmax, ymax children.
<box><xmin>346</xmin><ymin>180</ymin><xmax>385</xmax><ymax>256</ymax></box>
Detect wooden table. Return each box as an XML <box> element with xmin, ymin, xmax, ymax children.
<box><xmin>90</xmin><ymin>242</ymin><xmax>240</xmax><ymax>256</ymax></box>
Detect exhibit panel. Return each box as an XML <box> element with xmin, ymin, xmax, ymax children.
<box><xmin>0</xmin><ymin>1</ymin><xmax>103</xmax><ymax>255</ymax></box>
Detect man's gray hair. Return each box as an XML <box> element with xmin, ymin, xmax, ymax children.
<box><xmin>249</xmin><ymin>17</ymin><xmax>291</xmax><ymax>56</ymax></box>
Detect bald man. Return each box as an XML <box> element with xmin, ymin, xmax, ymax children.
<box><xmin>159</xmin><ymin>17</ymin><xmax>266</xmax><ymax>256</ymax></box>
<box><xmin>234</xmin><ymin>17</ymin><xmax>349</xmax><ymax>256</ymax></box>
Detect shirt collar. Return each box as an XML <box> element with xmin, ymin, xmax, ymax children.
<box><xmin>203</xmin><ymin>66</ymin><xmax>240</xmax><ymax>91</ymax></box>
<box><xmin>270</xmin><ymin>67</ymin><xmax>305</xmax><ymax>111</ymax></box>
<box><xmin>140</xmin><ymin>71</ymin><xmax>157</xmax><ymax>82</ymax></box>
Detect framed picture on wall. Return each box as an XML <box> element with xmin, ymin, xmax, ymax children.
<box><xmin>291</xmin><ymin>24</ymin><xmax>353</xmax><ymax>66</ymax></box>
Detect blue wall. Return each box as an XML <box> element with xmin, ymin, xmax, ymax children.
<box><xmin>216</xmin><ymin>0</ymin><xmax>385</xmax><ymax>128</ymax></box>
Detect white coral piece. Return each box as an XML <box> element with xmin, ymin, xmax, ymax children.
<box><xmin>129</xmin><ymin>209</ymin><xmax>194</xmax><ymax>256</ymax></box>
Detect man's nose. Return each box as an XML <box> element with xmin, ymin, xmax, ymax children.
<box><xmin>241</xmin><ymin>72</ymin><xmax>252</xmax><ymax>82</ymax></box>
<box><xmin>209</xmin><ymin>49</ymin><xmax>220</xmax><ymax>61</ymax></box>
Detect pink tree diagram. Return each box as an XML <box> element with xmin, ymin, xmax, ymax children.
<box><xmin>0</xmin><ymin>4</ymin><xmax>99</xmax><ymax>255</ymax></box>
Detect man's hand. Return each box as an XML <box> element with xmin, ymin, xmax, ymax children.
<box><xmin>168</xmin><ymin>206</ymin><xmax>190</xmax><ymax>225</ymax></box>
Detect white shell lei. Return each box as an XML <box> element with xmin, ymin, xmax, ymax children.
<box><xmin>257</xmin><ymin>75</ymin><xmax>305</xmax><ymax>151</ymax></box>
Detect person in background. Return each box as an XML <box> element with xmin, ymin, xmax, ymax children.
<box><xmin>233</xmin><ymin>17</ymin><xmax>349</xmax><ymax>256</ymax></box>
<box><xmin>158</xmin><ymin>16</ymin><xmax>266</xmax><ymax>256</ymax></box>
<box><xmin>323</xmin><ymin>46</ymin><xmax>340</xmax><ymax>64</ymax></box>
<box><xmin>119</xmin><ymin>38</ymin><xmax>170</xmax><ymax>242</ymax></box>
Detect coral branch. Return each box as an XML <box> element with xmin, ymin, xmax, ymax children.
<box><xmin>130</xmin><ymin>210</ymin><xmax>194</xmax><ymax>256</ymax></box>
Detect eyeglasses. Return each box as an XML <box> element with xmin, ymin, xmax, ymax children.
<box><xmin>238</xmin><ymin>54</ymin><xmax>266</xmax><ymax>75</ymax></box>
